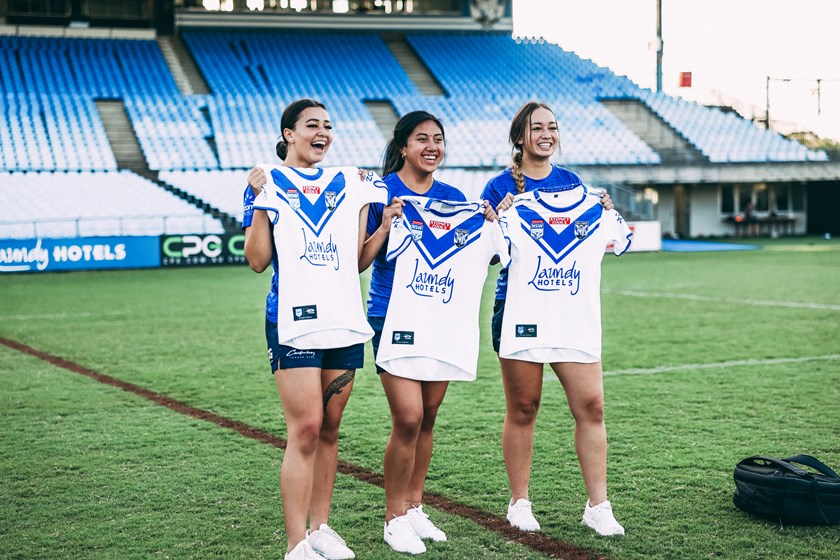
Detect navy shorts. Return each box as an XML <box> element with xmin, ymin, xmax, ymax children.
<box><xmin>491</xmin><ymin>299</ymin><xmax>506</xmax><ymax>353</ymax></box>
<box><xmin>265</xmin><ymin>320</ymin><xmax>364</xmax><ymax>373</ymax></box>
<box><xmin>367</xmin><ymin>315</ymin><xmax>387</xmax><ymax>374</ymax></box>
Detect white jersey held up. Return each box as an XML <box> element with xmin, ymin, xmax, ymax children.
<box><xmin>253</xmin><ymin>165</ymin><xmax>388</xmax><ymax>349</ymax></box>
<box><xmin>498</xmin><ymin>186</ymin><xmax>632</xmax><ymax>363</ymax></box>
<box><xmin>376</xmin><ymin>197</ymin><xmax>510</xmax><ymax>381</ymax></box>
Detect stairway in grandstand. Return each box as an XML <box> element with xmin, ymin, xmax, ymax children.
<box><xmin>364</xmin><ymin>100</ymin><xmax>401</xmax><ymax>141</ymax></box>
<box><xmin>382</xmin><ymin>34</ymin><xmax>446</xmax><ymax>96</ymax></box>
<box><xmin>601</xmin><ymin>99</ymin><xmax>707</xmax><ymax>165</ymax></box>
<box><xmin>157</xmin><ymin>35</ymin><xmax>210</xmax><ymax>96</ymax></box>
<box><xmin>95</xmin><ymin>101</ymin><xmax>149</xmax><ymax>170</ymax></box>
<box><xmin>139</xmin><ymin>170</ymin><xmax>242</xmax><ymax>233</ymax></box>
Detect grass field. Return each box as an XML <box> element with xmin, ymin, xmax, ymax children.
<box><xmin>2</xmin><ymin>237</ymin><xmax>839</xmax><ymax>559</ymax></box>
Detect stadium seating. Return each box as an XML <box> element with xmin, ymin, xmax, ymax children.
<box><xmin>0</xmin><ymin>29</ymin><xmax>829</xmax><ymax>240</ymax></box>
<box><xmin>0</xmin><ymin>170</ymin><xmax>225</xmax><ymax>239</ymax></box>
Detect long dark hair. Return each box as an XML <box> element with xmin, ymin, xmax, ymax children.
<box><xmin>276</xmin><ymin>98</ymin><xmax>327</xmax><ymax>160</ymax></box>
<box><xmin>381</xmin><ymin>110</ymin><xmax>445</xmax><ymax>176</ymax></box>
<box><xmin>509</xmin><ymin>101</ymin><xmax>556</xmax><ymax>193</ymax></box>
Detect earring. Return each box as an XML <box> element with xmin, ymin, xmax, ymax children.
<box><xmin>401</xmin><ymin>152</ymin><xmax>406</xmax><ymax>159</ymax></box>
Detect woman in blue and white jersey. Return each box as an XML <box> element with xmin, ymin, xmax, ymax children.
<box><xmin>481</xmin><ymin>101</ymin><xmax>624</xmax><ymax>538</ymax></box>
<box><xmin>359</xmin><ymin>111</ymin><xmax>497</xmax><ymax>554</ymax></box>
<box><xmin>243</xmin><ymin>98</ymin><xmax>384</xmax><ymax>560</ymax></box>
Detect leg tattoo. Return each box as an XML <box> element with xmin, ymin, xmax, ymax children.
<box><xmin>323</xmin><ymin>369</ymin><xmax>355</xmax><ymax>411</ymax></box>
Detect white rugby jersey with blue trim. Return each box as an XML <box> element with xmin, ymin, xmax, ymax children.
<box><xmin>253</xmin><ymin>165</ymin><xmax>388</xmax><ymax>349</ymax></box>
<box><xmin>498</xmin><ymin>186</ymin><xmax>632</xmax><ymax>363</ymax></box>
<box><xmin>376</xmin><ymin>196</ymin><xmax>510</xmax><ymax>381</ymax></box>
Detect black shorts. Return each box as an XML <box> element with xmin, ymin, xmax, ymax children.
<box><xmin>367</xmin><ymin>315</ymin><xmax>387</xmax><ymax>374</ymax></box>
<box><xmin>265</xmin><ymin>320</ymin><xmax>364</xmax><ymax>373</ymax></box>
<box><xmin>491</xmin><ymin>299</ymin><xmax>506</xmax><ymax>353</ymax></box>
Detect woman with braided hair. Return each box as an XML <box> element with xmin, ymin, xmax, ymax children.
<box><xmin>480</xmin><ymin>101</ymin><xmax>626</xmax><ymax>537</ymax></box>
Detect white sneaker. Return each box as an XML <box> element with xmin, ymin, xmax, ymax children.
<box><xmin>581</xmin><ymin>500</ymin><xmax>625</xmax><ymax>536</ymax></box>
<box><xmin>384</xmin><ymin>514</ymin><xmax>427</xmax><ymax>554</ymax></box>
<box><xmin>307</xmin><ymin>524</ymin><xmax>355</xmax><ymax>559</ymax></box>
<box><xmin>406</xmin><ymin>505</ymin><xmax>447</xmax><ymax>542</ymax></box>
<box><xmin>506</xmin><ymin>498</ymin><xmax>540</xmax><ymax>531</ymax></box>
<box><xmin>285</xmin><ymin>539</ymin><xmax>322</xmax><ymax>560</ymax></box>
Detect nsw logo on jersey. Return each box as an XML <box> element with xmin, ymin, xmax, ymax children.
<box><xmin>529</xmin><ymin>220</ymin><xmax>544</xmax><ymax>239</ymax></box>
<box><xmin>411</xmin><ymin>220</ymin><xmax>424</xmax><ymax>241</ymax></box>
<box><xmin>286</xmin><ymin>189</ymin><xmax>300</xmax><ymax>209</ymax></box>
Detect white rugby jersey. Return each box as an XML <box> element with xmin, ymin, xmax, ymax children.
<box><xmin>376</xmin><ymin>196</ymin><xmax>509</xmax><ymax>381</ymax></box>
<box><xmin>498</xmin><ymin>186</ymin><xmax>632</xmax><ymax>363</ymax></box>
<box><xmin>253</xmin><ymin>165</ymin><xmax>388</xmax><ymax>349</ymax></box>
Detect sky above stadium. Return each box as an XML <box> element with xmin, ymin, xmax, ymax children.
<box><xmin>512</xmin><ymin>0</ymin><xmax>840</xmax><ymax>141</ymax></box>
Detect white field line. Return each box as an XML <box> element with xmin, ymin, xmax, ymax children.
<box><xmin>541</xmin><ymin>354</ymin><xmax>840</xmax><ymax>380</ymax></box>
<box><xmin>603</xmin><ymin>354</ymin><xmax>840</xmax><ymax>377</ymax></box>
<box><xmin>0</xmin><ymin>310</ymin><xmax>131</xmax><ymax>321</ymax></box>
<box><xmin>602</xmin><ymin>288</ymin><xmax>840</xmax><ymax>311</ymax></box>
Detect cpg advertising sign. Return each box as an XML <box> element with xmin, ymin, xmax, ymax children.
<box><xmin>0</xmin><ymin>236</ymin><xmax>160</xmax><ymax>273</ymax></box>
<box><xmin>160</xmin><ymin>233</ymin><xmax>246</xmax><ymax>266</ymax></box>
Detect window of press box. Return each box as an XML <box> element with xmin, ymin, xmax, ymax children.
<box><xmin>720</xmin><ymin>184</ymin><xmax>734</xmax><ymax>214</ymax></box>
<box><xmin>755</xmin><ymin>183</ymin><xmax>769</xmax><ymax>212</ymax></box>
<box><xmin>774</xmin><ymin>184</ymin><xmax>790</xmax><ymax>213</ymax></box>
<box><xmin>792</xmin><ymin>185</ymin><xmax>805</xmax><ymax>212</ymax></box>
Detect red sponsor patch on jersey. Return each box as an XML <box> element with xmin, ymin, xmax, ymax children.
<box><xmin>302</xmin><ymin>185</ymin><xmax>320</xmax><ymax>194</ymax></box>
<box><xmin>549</xmin><ymin>216</ymin><xmax>571</xmax><ymax>225</ymax></box>
<box><xmin>429</xmin><ymin>220</ymin><xmax>451</xmax><ymax>231</ymax></box>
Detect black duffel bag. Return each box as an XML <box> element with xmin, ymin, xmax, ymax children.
<box><xmin>733</xmin><ymin>454</ymin><xmax>840</xmax><ymax>525</ymax></box>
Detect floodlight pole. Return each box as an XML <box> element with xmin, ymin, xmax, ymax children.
<box><xmin>765</xmin><ymin>75</ymin><xmax>771</xmax><ymax>129</ymax></box>
<box><xmin>656</xmin><ymin>0</ymin><xmax>663</xmax><ymax>92</ymax></box>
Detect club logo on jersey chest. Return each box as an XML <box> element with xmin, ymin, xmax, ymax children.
<box><xmin>454</xmin><ymin>229</ymin><xmax>469</xmax><ymax>248</ymax></box>
<box><xmin>574</xmin><ymin>220</ymin><xmax>589</xmax><ymax>239</ymax></box>
<box><xmin>324</xmin><ymin>190</ymin><xmax>337</xmax><ymax>211</ymax></box>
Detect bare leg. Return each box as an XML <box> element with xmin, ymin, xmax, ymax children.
<box><xmin>380</xmin><ymin>373</ymin><xmax>424</xmax><ymax>520</ymax></box>
<box><xmin>551</xmin><ymin>361</ymin><xmax>608</xmax><ymax>505</ymax></box>
<box><xmin>275</xmin><ymin>367</ymin><xmax>324</xmax><ymax>551</ymax></box>
<box><xmin>308</xmin><ymin>368</ymin><xmax>355</xmax><ymax>529</ymax></box>
<box><xmin>406</xmin><ymin>381</ymin><xmax>449</xmax><ymax>506</ymax></box>
<box><xmin>500</xmin><ymin>358</ymin><xmax>544</xmax><ymax>501</ymax></box>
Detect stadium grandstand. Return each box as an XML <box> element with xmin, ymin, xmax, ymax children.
<box><xmin>1</xmin><ymin>0</ymin><xmax>839</xmax><ymax>272</ymax></box>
